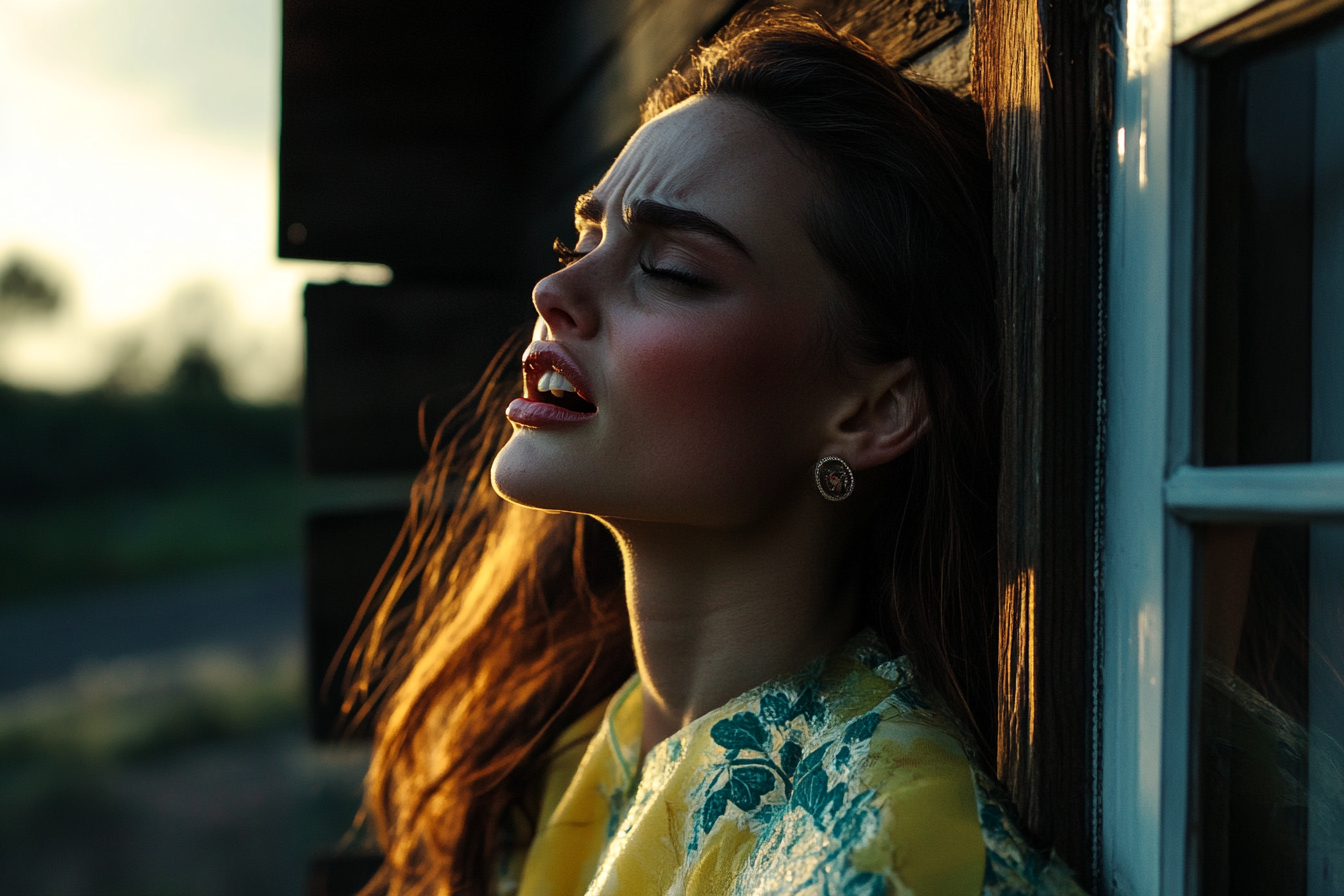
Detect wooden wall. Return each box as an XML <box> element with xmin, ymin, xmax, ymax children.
<box><xmin>974</xmin><ymin>0</ymin><xmax>1114</xmax><ymax>883</ymax></box>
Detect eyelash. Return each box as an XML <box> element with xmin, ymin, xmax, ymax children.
<box><xmin>553</xmin><ymin>238</ymin><xmax>713</xmax><ymax>290</ymax></box>
<box><xmin>638</xmin><ymin>260</ymin><xmax>713</xmax><ymax>290</ymax></box>
<box><xmin>553</xmin><ymin>239</ymin><xmax>586</xmax><ymax>267</ymax></box>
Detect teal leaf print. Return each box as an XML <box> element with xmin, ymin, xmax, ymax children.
<box><xmin>799</xmin><ymin>744</ymin><xmax>828</xmax><ymax>776</ymax></box>
<box><xmin>699</xmin><ymin>787</ymin><xmax>729</xmax><ymax>834</ymax></box>
<box><xmin>980</xmin><ymin>800</ymin><xmax>1006</xmax><ymax>835</ymax></box>
<box><xmin>605</xmin><ymin>789</ymin><xmax>626</xmax><ymax>838</ymax></box>
<box><xmin>844</xmin><ymin>871</ymin><xmax>886</xmax><ymax>896</ymax></box>
<box><xmin>824</xmin><ymin>782</ymin><xmax>846</xmax><ymax>818</ymax></box>
<box><xmin>711</xmin><ymin>713</ymin><xmax>768</xmax><ymax>752</ymax></box>
<box><xmin>833</xmin><ymin>796</ymin><xmax>874</xmax><ymax>842</ymax></box>
<box><xmin>795</xmin><ymin>766</ymin><xmax>830</xmax><ymax>818</ymax></box>
<box><xmin>725</xmin><ymin>766</ymin><xmax>776</xmax><ymax>811</ymax></box>
<box><xmin>792</xmin><ymin>687</ymin><xmax>826</xmax><ymax>723</ymax></box>
<box><xmin>647</xmin><ymin>644</ymin><xmax>1086</xmax><ymax>896</ymax></box>
<box><xmin>779</xmin><ymin>741</ymin><xmax>802</xmax><ymax>778</ymax></box>
<box><xmin>843</xmin><ymin>712</ymin><xmax>880</xmax><ymax>744</ymax></box>
<box><xmin>761</xmin><ymin>692</ymin><xmax>792</xmax><ymax>724</ymax></box>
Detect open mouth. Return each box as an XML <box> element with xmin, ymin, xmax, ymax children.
<box><xmin>533</xmin><ymin>370</ymin><xmax>597</xmax><ymax>414</ymax></box>
<box><xmin>520</xmin><ymin>344</ymin><xmax>598</xmax><ymax>417</ymax></box>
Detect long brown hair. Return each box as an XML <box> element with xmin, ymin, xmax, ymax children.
<box><xmin>354</xmin><ymin>8</ymin><xmax>997</xmax><ymax>895</ymax></box>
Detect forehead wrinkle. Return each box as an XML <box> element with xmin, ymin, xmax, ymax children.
<box><xmin>596</xmin><ymin>125</ymin><xmax>719</xmax><ymax>221</ymax></box>
<box><xmin>586</xmin><ymin>97</ymin><xmax>819</xmax><ymax>272</ymax></box>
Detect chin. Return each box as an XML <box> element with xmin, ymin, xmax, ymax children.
<box><xmin>490</xmin><ymin>431</ymin><xmax>589</xmax><ymax>513</ymax></box>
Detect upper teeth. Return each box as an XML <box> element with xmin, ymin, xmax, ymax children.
<box><xmin>537</xmin><ymin>370</ymin><xmax>576</xmax><ymax>395</ymax></box>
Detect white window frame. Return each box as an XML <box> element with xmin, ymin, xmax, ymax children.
<box><xmin>1102</xmin><ymin>0</ymin><xmax>1344</xmax><ymax>893</ymax></box>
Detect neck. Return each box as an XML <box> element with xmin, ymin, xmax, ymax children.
<box><xmin>601</xmin><ymin>495</ymin><xmax>858</xmax><ymax>754</ymax></box>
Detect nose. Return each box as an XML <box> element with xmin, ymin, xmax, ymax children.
<box><xmin>532</xmin><ymin>264</ymin><xmax>599</xmax><ymax>340</ymax></box>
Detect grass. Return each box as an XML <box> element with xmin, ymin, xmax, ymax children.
<box><xmin>0</xmin><ymin>472</ymin><xmax>303</xmax><ymax>601</ymax></box>
<box><xmin>0</xmin><ymin>643</ymin><xmax>372</xmax><ymax>896</ymax></box>
<box><xmin>0</xmin><ymin>379</ymin><xmax>375</xmax><ymax>894</ymax></box>
<box><xmin>0</xmin><ymin>644</ymin><xmax>305</xmax><ymax>765</ymax></box>
<box><xmin>0</xmin><ymin>382</ymin><xmax>303</xmax><ymax>602</ymax></box>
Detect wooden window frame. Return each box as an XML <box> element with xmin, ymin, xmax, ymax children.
<box><xmin>1102</xmin><ymin>0</ymin><xmax>1344</xmax><ymax>892</ymax></box>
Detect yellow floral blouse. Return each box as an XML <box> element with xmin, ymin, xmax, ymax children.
<box><xmin>497</xmin><ymin>631</ymin><xmax>1085</xmax><ymax>896</ymax></box>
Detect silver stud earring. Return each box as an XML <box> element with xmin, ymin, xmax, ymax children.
<box><xmin>813</xmin><ymin>456</ymin><xmax>855</xmax><ymax>502</ymax></box>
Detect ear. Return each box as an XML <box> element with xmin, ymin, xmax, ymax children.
<box><xmin>820</xmin><ymin>359</ymin><xmax>930</xmax><ymax>471</ymax></box>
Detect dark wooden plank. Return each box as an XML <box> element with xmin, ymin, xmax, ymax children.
<box><xmin>972</xmin><ymin>0</ymin><xmax>1047</xmax><ymax>847</ymax></box>
<box><xmin>306</xmin><ymin>508</ymin><xmax>410</xmax><ymax>740</ymax></box>
<box><xmin>279</xmin><ymin>0</ymin><xmax>551</xmax><ymax>278</ymax></box>
<box><xmin>795</xmin><ymin>0</ymin><xmax>966</xmax><ymax>63</ymax></box>
<box><xmin>529</xmin><ymin>0</ymin><xmax>966</xmax><ymax>224</ymax></box>
<box><xmin>303</xmin><ymin>282</ymin><xmax>526</xmax><ymax>476</ymax></box>
<box><xmin>973</xmin><ymin>0</ymin><xmax>1114</xmax><ymax>881</ymax></box>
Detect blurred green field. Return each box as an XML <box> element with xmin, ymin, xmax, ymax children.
<box><xmin>0</xmin><ymin>381</ymin><xmax>302</xmax><ymax>601</ymax></box>
<box><xmin>0</xmin><ymin>642</ymin><xmax>371</xmax><ymax>896</ymax></box>
<box><xmin>0</xmin><ymin>376</ymin><xmax>378</xmax><ymax>894</ymax></box>
<box><xmin>0</xmin><ymin>473</ymin><xmax>302</xmax><ymax>599</ymax></box>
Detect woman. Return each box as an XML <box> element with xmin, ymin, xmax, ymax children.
<box><xmin>348</xmin><ymin>8</ymin><xmax>1084</xmax><ymax>895</ymax></box>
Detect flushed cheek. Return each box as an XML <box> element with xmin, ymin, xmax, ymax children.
<box><xmin>610</xmin><ymin>313</ymin><xmax>817</xmax><ymax>463</ymax></box>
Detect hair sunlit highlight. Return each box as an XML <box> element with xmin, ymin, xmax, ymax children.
<box><xmin>350</xmin><ymin>333</ymin><xmax>630</xmax><ymax>896</ymax></box>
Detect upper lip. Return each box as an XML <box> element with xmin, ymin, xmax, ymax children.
<box><xmin>521</xmin><ymin>341</ymin><xmax>597</xmax><ymax>406</ymax></box>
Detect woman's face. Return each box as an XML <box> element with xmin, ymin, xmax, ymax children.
<box><xmin>491</xmin><ymin>96</ymin><xmax>855</xmax><ymax>528</ymax></box>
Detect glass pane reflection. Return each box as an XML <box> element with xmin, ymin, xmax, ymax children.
<box><xmin>1197</xmin><ymin>17</ymin><xmax>1344</xmax><ymax>895</ymax></box>
<box><xmin>1200</xmin><ymin>21</ymin><xmax>1344</xmax><ymax>470</ymax></box>
<box><xmin>1200</xmin><ymin>523</ymin><xmax>1344</xmax><ymax>896</ymax></box>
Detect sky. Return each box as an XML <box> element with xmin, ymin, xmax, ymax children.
<box><xmin>0</xmin><ymin>0</ymin><xmax>386</xmax><ymax>402</ymax></box>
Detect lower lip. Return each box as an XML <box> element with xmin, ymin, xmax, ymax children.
<box><xmin>505</xmin><ymin>397</ymin><xmax>597</xmax><ymax>428</ymax></box>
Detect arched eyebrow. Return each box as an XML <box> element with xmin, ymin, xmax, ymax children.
<box><xmin>574</xmin><ymin>192</ymin><xmax>604</xmax><ymax>229</ymax></box>
<box><xmin>572</xmin><ymin>193</ymin><xmax>752</xmax><ymax>260</ymax></box>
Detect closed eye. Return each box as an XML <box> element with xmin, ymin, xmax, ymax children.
<box><xmin>639</xmin><ymin>260</ymin><xmax>714</xmax><ymax>290</ymax></box>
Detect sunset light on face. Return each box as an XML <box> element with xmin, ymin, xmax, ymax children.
<box><xmin>491</xmin><ymin>97</ymin><xmax>852</xmax><ymax>528</ymax></box>
<box><xmin>0</xmin><ymin>0</ymin><xmax>386</xmax><ymax>401</ymax></box>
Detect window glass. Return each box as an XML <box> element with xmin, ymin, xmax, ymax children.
<box><xmin>1200</xmin><ymin>522</ymin><xmax>1344</xmax><ymax>894</ymax></box>
<box><xmin>1198</xmin><ymin>19</ymin><xmax>1344</xmax><ymax>896</ymax></box>
<box><xmin>1201</xmin><ymin>21</ymin><xmax>1344</xmax><ymax>468</ymax></box>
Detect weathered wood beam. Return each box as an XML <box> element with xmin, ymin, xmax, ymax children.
<box><xmin>973</xmin><ymin>0</ymin><xmax>1113</xmax><ymax>881</ymax></box>
<box><xmin>794</xmin><ymin>0</ymin><xmax>967</xmax><ymax>62</ymax></box>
